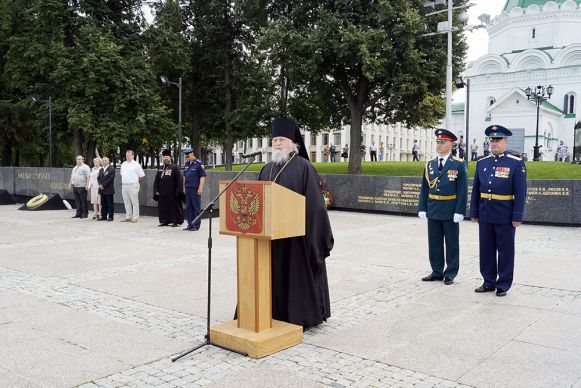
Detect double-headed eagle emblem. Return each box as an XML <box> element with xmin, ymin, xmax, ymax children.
<box><xmin>229</xmin><ymin>185</ymin><xmax>260</xmax><ymax>231</ymax></box>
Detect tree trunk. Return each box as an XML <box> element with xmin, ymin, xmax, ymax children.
<box><xmin>279</xmin><ymin>63</ymin><xmax>288</xmax><ymax>115</ymax></box>
<box><xmin>86</xmin><ymin>139</ymin><xmax>96</xmax><ymax>166</ymax></box>
<box><xmin>73</xmin><ymin>127</ymin><xmax>83</xmax><ymax>158</ymax></box>
<box><xmin>347</xmin><ymin>104</ymin><xmax>363</xmax><ymax>175</ymax></box>
<box><xmin>190</xmin><ymin>106</ymin><xmax>201</xmax><ymax>158</ymax></box>
<box><xmin>2</xmin><ymin>139</ymin><xmax>13</xmax><ymax>166</ymax></box>
<box><xmin>223</xmin><ymin>7</ymin><xmax>233</xmax><ymax>171</ymax></box>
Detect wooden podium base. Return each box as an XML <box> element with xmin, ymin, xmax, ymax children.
<box><xmin>210</xmin><ymin>320</ymin><xmax>303</xmax><ymax>359</ymax></box>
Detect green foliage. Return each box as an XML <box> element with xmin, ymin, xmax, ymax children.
<box><xmin>0</xmin><ymin>0</ymin><xmax>468</xmax><ymax>171</ymax></box>
<box><xmin>0</xmin><ymin>0</ymin><xmax>174</xmax><ymax>167</ymax></box>
<box><xmin>217</xmin><ymin>161</ymin><xmax>581</xmax><ymax>180</ymax></box>
<box><xmin>260</xmin><ymin>0</ymin><xmax>467</xmax><ymax>174</ymax></box>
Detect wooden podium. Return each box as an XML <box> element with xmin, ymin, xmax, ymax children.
<box><xmin>210</xmin><ymin>180</ymin><xmax>305</xmax><ymax>358</ymax></box>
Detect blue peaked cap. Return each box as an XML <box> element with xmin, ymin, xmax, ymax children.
<box><xmin>485</xmin><ymin>125</ymin><xmax>512</xmax><ymax>137</ymax></box>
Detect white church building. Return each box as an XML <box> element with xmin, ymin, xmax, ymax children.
<box><xmin>456</xmin><ymin>0</ymin><xmax>581</xmax><ymax>160</ymax></box>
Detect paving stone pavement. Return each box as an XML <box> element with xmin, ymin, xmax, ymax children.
<box><xmin>1</xmin><ymin>205</ymin><xmax>580</xmax><ymax>387</ymax></box>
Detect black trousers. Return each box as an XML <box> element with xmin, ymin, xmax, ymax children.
<box><xmin>370</xmin><ymin>151</ymin><xmax>377</xmax><ymax>161</ymax></box>
<box><xmin>471</xmin><ymin>152</ymin><xmax>478</xmax><ymax>161</ymax></box>
<box><xmin>101</xmin><ymin>194</ymin><xmax>114</xmax><ymax>220</ymax></box>
<box><xmin>73</xmin><ymin>187</ymin><xmax>88</xmax><ymax>217</ymax></box>
<box><xmin>413</xmin><ymin>151</ymin><xmax>419</xmax><ymax>161</ymax></box>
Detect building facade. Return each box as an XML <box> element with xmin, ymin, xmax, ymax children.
<box><xmin>455</xmin><ymin>0</ymin><xmax>581</xmax><ymax>161</ymax></box>
<box><xmin>217</xmin><ymin>123</ymin><xmax>438</xmax><ymax>165</ymax></box>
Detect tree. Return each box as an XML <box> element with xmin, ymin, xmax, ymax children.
<box><xmin>173</xmin><ymin>0</ymin><xmax>275</xmax><ymax>170</ymax></box>
<box><xmin>260</xmin><ymin>0</ymin><xmax>467</xmax><ymax>174</ymax></box>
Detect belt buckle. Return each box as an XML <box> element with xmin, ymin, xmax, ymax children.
<box><xmin>434</xmin><ymin>195</ymin><xmax>439</xmax><ymax>200</ymax></box>
<box><xmin>486</xmin><ymin>193</ymin><xmax>492</xmax><ymax>200</ymax></box>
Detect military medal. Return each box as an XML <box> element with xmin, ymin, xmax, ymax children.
<box><xmin>494</xmin><ymin>167</ymin><xmax>510</xmax><ymax>178</ymax></box>
<box><xmin>447</xmin><ymin>170</ymin><xmax>458</xmax><ymax>181</ymax></box>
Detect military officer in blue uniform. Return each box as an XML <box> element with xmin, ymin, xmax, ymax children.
<box><xmin>182</xmin><ymin>148</ymin><xmax>206</xmax><ymax>231</ymax></box>
<box><xmin>418</xmin><ymin>129</ymin><xmax>468</xmax><ymax>285</ymax></box>
<box><xmin>470</xmin><ymin>125</ymin><xmax>527</xmax><ymax>296</ymax></box>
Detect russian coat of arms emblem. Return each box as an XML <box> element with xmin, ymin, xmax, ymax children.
<box><xmin>226</xmin><ymin>183</ymin><xmax>263</xmax><ymax>233</ymax></box>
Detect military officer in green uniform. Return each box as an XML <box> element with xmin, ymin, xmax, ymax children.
<box><xmin>418</xmin><ymin>129</ymin><xmax>468</xmax><ymax>285</ymax></box>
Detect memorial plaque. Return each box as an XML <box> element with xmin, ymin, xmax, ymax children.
<box><xmin>1</xmin><ymin>167</ymin><xmax>580</xmax><ymax>225</ymax></box>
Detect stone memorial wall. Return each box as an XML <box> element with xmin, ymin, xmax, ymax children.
<box><xmin>1</xmin><ymin>167</ymin><xmax>579</xmax><ymax>225</ymax></box>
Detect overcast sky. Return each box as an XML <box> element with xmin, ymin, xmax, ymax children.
<box><xmin>465</xmin><ymin>0</ymin><xmax>506</xmax><ymax>62</ymax></box>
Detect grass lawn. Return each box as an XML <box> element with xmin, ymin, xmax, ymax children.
<box><xmin>211</xmin><ymin>161</ymin><xmax>581</xmax><ymax>180</ymax></box>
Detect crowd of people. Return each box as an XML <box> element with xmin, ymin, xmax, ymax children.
<box><xmin>68</xmin><ymin>149</ymin><xmax>206</xmax><ymax>230</ymax></box>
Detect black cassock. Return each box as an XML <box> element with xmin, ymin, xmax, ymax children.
<box><xmin>258</xmin><ymin>155</ymin><xmax>334</xmax><ymax>327</ymax></box>
<box><xmin>153</xmin><ymin>164</ymin><xmax>184</xmax><ymax>225</ymax></box>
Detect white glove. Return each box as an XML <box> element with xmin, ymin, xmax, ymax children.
<box><xmin>418</xmin><ymin>211</ymin><xmax>427</xmax><ymax>220</ymax></box>
<box><xmin>453</xmin><ymin>213</ymin><xmax>464</xmax><ymax>223</ymax></box>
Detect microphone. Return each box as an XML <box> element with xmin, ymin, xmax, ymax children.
<box><xmin>241</xmin><ymin>149</ymin><xmax>265</xmax><ymax>159</ymax></box>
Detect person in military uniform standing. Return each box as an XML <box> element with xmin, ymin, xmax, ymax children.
<box><xmin>470</xmin><ymin>125</ymin><xmax>527</xmax><ymax>297</ymax></box>
<box><xmin>182</xmin><ymin>148</ymin><xmax>206</xmax><ymax>231</ymax></box>
<box><xmin>418</xmin><ymin>129</ymin><xmax>468</xmax><ymax>285</ymax></box>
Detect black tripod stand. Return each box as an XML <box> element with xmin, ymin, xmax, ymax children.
<box><xmin>172</xmin><ymin>157</ymin><xmax>259</xmax><ymax>362</ymax></box>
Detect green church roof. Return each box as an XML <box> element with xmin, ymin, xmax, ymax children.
<box><xmin>504</xmin><ymin>0</ymin><xmax>581</xmax><ymax>12</ymax></box>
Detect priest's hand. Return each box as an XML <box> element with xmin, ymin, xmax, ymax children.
<box><xmin>418</xmin><ymin>211</ymin><xmax>427</xmax><ymax>220</ymax></box>
<box><xmin>471</xmin><ymin>217</ymin><xmax>478</xmax><ymax>223</ymax></box>
<box><xmin>512</xmin><ymin>221</ymin><xmax>522</xmax><ymax>228</ymax></box>
<box><xmin>453</xmin><ymin>213</ymin><xmax>464</xmax><ymax>223</ymax></box>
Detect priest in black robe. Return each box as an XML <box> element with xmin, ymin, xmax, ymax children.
<box><xmin>153</xmin><ymin>149</ymin><xmax>184</xmax><ymax>227</ymax></box>
<box><xmin>258</xmin><ymin>118</ymin><xmax>334</xmax><ymax>327</ymax></box>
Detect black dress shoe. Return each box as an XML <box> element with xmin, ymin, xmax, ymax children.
<box><xmin>97</xmin><ymin>218</ymin><xmax>107</xmax><ymax>221</ymax></box>
<box><xmin>444</xmin><ymin>277</ymin><xmax>454</xmax><ymax>285</ymax></box>
<box><xmin>183</xmin><ymin>225</ymin><xmax>192</xmax><ymax>231</ymax></box>
<box><xmin>158</xmin><ymin>223</ymin><xmax>169</xmax><ymax>227</ymax></box>
<box><xmin>496</xmin><ymin>289</ymin><xmax>507</xmax><ymax>297</ymax></box>
<box><xmin>475</xmin><ymin>285</ymin><xmax>496</xmax><ymax>293</ymax></box>
<box><xmin>421</xmin><ymin>274</ymin><xmax>443</xmax><ymax>282</ymax></box>
<box><xmin>171</xmin><ymin>223</ymin><xmax>178</xmax><ymax>227</ymax></box>
<box><xmin>108</xmin><ymin>218</ymin><xmax>114</xmax><ymax>221</ymax></box>
<box><xmin>72</xmin><ymin>215</ymin><xmax>81</xmax><ymax>218</ymax></box>
<box><xmin>80</xmin><ymin>216</ymin><xmax>88</xmax><ymax>219</ymax></box>
<box><xmin>190</xmin><ymin>227</ymin><xmax>199</xmax><ymax>231</ymax></box>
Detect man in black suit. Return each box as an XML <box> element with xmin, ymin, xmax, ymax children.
<box><xmin>98</xmin><ymin>157</ymin><xmax>116</xmax><ymax>221</ymax></box>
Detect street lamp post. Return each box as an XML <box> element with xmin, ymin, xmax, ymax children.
<box><xmin>422</xmin><ymin>1</ymin><xmax>482</xmax><ymax>131</ymax></box>
<box><xmin>160</xmin><ymin>76</ymin><xmax>183</xmax><ymax>167</ymax></box>
<box><xmin>454</xmin><ymin>76</ymin><xmax>470</xmax><ymax>161</ymax></box>
<box><xmin>573</xmin><ymin>120</ymin><xmax>581</xmax><ymax>164</ymax></box>
<box><xmin>32</xmin><ymin>96</ymin><xmax>53</xmax><ymax>167</ymax></box>
<box><xmin>525</xmin><ymin>85</ymin><xmax>554</xmax><ymax>162</ymax></box>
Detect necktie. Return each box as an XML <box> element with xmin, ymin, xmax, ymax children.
<box><xmin>438</xmin><ymin>158</ymin><xmax>444</xmax><ymax>172</ymax></box>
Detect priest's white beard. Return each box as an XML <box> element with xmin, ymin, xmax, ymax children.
<box><xmin>272</xmin><ymin>143</ymin><xmax>300</xmax><ymax>164</ymax></box>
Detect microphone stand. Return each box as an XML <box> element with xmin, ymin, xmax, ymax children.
<box><xmin>172</xmin><ymin>155</ymin><xmax>260</xmax><ymax>362</ymax></box>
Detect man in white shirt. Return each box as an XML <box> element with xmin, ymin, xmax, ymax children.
<box><xmin>369</xmin><ymin>142</ymin><xmax>377</xmax><ymax>161</ymax></box>
<box><xmin>412</xmin><ymin>140</ymin><xmax>420</xmax><ymax>161</ymax></box>
<box><xmin>470</xmin><ymin>138</ymin><xmax>479</xmax><ymax>161</ymax></box>
<box><xmin>120</xmin><ymin>150</ymin><xmax>145</xmax><ymax>223</ymax></box>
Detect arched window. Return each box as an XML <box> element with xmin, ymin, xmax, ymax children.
<box><xmin>564</xmin><ymin>93</ymin><xmax>576</xmax><ymax>115</ymax></box>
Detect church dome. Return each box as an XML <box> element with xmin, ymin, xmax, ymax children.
<box><xmin>503</xmin><ymin>0</ymin><xmax>580</xmax><ymax>12</ymax></box>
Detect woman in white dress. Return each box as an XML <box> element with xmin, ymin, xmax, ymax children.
<box><xmin>88</xmin><ymin>158</ymin><xmax>102</xmax><ymax>219</ymax></box>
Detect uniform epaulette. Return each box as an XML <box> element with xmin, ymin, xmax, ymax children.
<box><xmin>452</xmin><ymin>156</ymin><xmax>464</xmax><ymax>162</ymax></box>
<box><xmin>478</xmin><ymin>155</ymin><xmax>493</xmax><ymax>162</ymax></box>
<box><xmin>506</xmin><ymin>154</ymin><xmax>522</xmax><ymax>161</ymax></box>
